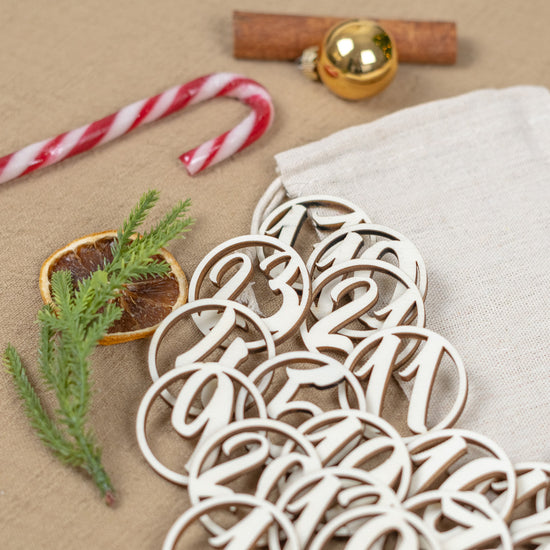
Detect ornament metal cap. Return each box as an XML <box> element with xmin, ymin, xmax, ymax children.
<box><xmin>299</xmin><ymin>19</ymin><xmax>398</xmax><ymax>100</ymax></box>
<box><xmin>299</xmin><ymin>46</ymin><xmax>321</xmax><ymax>81</ymax></box>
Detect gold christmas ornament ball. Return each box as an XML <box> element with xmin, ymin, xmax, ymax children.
<box><xmin>317</xmin><ymin>19</ymin><xmax>398</xmax><ymax>100</ymax></box>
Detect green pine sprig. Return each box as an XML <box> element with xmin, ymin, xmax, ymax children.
<box><xmin>3</xmin><ymin>190</ymin><xmax>193</xmax><ymax>505</ymax></box>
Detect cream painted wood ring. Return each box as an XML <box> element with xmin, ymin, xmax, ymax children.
<box><xmin>148</xmin><ymin>298</ymin><xmax>276</xmax><ymax>406</ymax></box>
<box><xmin>236</xmin><ymin>351</ymin><xmax>367</xmax><ymax>424</ymax></box>
<box><xmin>344</xmin><ymin>326</ymin><xmax>468</xmax><ymax>436</ymax></box>
<box><xmin>186</xmin><ymin>418</ymin><xmax>322</xmax><ymax>537</ymax></box>
<box><xmin>287</xmin><ymin>409</ymin><xmax>412</xmax><ymax>500</ymax></box>
<box><xmin>309</xmin><ymin>503</ymin><xmax>441</xmax><ymax>550</ymax></box>
<box><xmin>188</xmin><ymin>235</ymin><xmax>311</xmax><ymax>345</ymax></box>
<box><xmin>136</xmin><ymin>363</ymin><xmax>267</xmax><ymax>486</ymax></box>
<box><xmin>406</xmin><ymin>428</ymin><xmax>517</xmax><ymax>522</ymax></box>
<box><xmin>273</xmin><ymin>466</ymin><xmax>400</xmax><ymax>549</ymax></box>
<box><xmin>405</xmin><ymin>490</ymin><xmax>513</xmax><ymax>550</ymax></box>
<box><xmin>162</xmin><ymin>494</ymin><xmax>300</xmax><ymax>550</ymax></box>
<box><xmin>306</xmin><ymin>223</ymin><xmax>428</xmax><ymax>299</ymax></box>
<box><xmin>300</xmin><ymin>259</ymin><xmax>425</xmax><ymax>361</ymax></box>
<box><xmin>256</xmin><ymin>195</ymin><xmax>371</xmax><ymax>291</ymax></box>
<box><xmin>258</xmin><ymin>195</ymin><xmax>371</xmax><ymax>251</ymax></box>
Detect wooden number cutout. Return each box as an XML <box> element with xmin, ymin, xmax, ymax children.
<box><xmin>188</xmin><ymin>235</ymin><xmax>311</xmax><ymax>345</ymax></box>
<box><xmin>186</xmin><ymin>418</ymin><xmax>322</xmax><ymax>538</ymax></box>
<box><xmin>344</xmin><ymin>326</ymin><xmax>468</xmax><ymax>436</ymax></box>
<box><xmin>258</xmin><ymin>194</ymin><xmax>371</xmax><ymax>250</ymax></box>
<box><xmin>237</xmin><ymin>351</ymin><xmax>367</xmax><ymax>423</ymax></box>
<box><xmin>309</xmin><ymin>504</ymin><xmax>440</xmax><ymax>550</ymax></box>
<box><xmin>148</xmin><ymin>298</ymin><xmax>276</xmax><ymax>406</ymax></box>
<box><xmin>163</xmin><ymin>494</ymin><xmax>300</xmax><ymax>550</ymax></box>
<box><xmin>306</xmin><ymin>223</ymin><xmax>428</xmax><ymax>299</ymax></box>
<box><xmin>257</xmin><ymin>195</ymin><xmax>371</xmax><ymax>291</ymax></box>
<box><xmin>274</xmin><ymin>466</ymin><xmax>400</xmax><ymax>549</ymax></box>
<box><xmin>301</xmin><ymin>259</ymin><xmax>425</xmax><ymax>361</ymax></box>
<box><xmin>405</xmin><ymin>490</ymin><xmax>513</xmax><ymax>550</ymax></box>
<box><xmin>406</xmin><ymin>428</ymin><xmax>517</xmax><ymax>521</ymax></box>
<box><xmin>136</xmin><ymin>363</ymin><xmax>267</xmax><ymax>486</ymax></box>
<box><xmin>287</xmin><ymin>409</ymin><xmax>413</xmax><ymax>500</ymax></box>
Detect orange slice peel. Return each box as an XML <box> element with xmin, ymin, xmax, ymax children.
<box><xmin>39</xmin><ymin>230</ymin><xmax>188</xmax><ymax>345</ymax></box>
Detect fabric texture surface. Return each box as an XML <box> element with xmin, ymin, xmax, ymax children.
<box><xmin>275</xmin><ymin>85</ymin><xmax>550</xmax><ymax>463</ymax></box>
<box><xmin>2</xmin><ymin>1</ymin><xmax>550</xmax><ymax>548</ymax></box>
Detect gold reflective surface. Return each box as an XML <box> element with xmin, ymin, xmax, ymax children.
<box><xmin>317</xmin><ymin>19</ymin><xmax>398</xmax><ymax>100</ymax></box>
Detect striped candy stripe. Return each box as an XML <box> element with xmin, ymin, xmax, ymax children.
<box><xmin>0</xmin><ymin>73</ymin><xmax>274</xmax><ymax>184</ymax></box>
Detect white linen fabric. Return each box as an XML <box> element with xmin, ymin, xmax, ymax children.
<box><xmin>274</xmin><ymin>86</ymin><xmax>550</xmax><ymax>463</ymax></box>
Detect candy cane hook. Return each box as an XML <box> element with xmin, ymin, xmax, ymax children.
<box><xmin>0</xmin><ymin>73</ymin><xmax>274</xmax><ymax>184</ymax></box>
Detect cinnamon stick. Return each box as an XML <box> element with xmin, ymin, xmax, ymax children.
<box><xmin>233</xmin><ymin>11</ymin><xmax>457</xmax><ymax>65</ymax></box>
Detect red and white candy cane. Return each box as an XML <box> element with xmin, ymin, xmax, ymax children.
<box><xmin>0</xmin><ymin>73</ymin><xmax>274</xmax><ymax>184</ymax></box>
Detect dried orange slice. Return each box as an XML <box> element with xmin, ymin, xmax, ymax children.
<box><xmin>39</xmin><ymin>230</ymin><xmax>188</xmax><ymax>345</ymax></box>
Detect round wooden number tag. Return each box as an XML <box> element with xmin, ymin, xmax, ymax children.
<box><xmin>344</xmin><ymin>326</ymin><xmax>468</xmax><ymax>436</ymax></box>
<box><xmin>405</xmin><ymin>490</ymin><xmax>513</xmax><ymax>550</ymax></box>
<box><xmin>163</xmin><ymin>494</ymin><xmax>300</xmax><ymax>550</ymax></box>
<box><xmin>188</xmin><ymin>235</ymin><xmax>311</xmax><ymax>345</ymax></box>
<box><xmin>274</xmin><ymin>467</ymin><xmax>400</xmax><ymax>549</ymax></box>
<box><xmin>237</xmin><ymin>351</ymin><xmax>367</xmax><ymax>424</ymax></box>
<box><xmin>287</xmin><ymin>409</ymin><xmax>412</xmax><ymax>500</ymax></box>
<box><xmin>186</xmin><ymin>418</ymin><xmax>322</xmax><ymax>537</ymax></box>
<box><xmin>148</xmin><ymin>298</ymin><xmax>276</xmax><ymax>406</ymax></box>
<box><xmin>257</xmin><ymin>195</ymin><xmax>371</xmax><ymax>255</ymax></box>
<box><xmin>309</xmin><ymin>504</ymin><xmax>441</xmax><ymax>550</ymax></box>
<box><xmin>406</xmin><ymin>428</ymin><xmax>517</xmax><ymax>521</ymax></box>
<box><xmin>300</xmin><ymin>259</ymin><xmax>425</xmax><ymax>361</ymax></box>
<box><xmin>306</xmin><ymin>223</ymin><xmax>428</xmax><ymax>299</ymax></box>
<box><xmin>136</xmin><ymin>363</ymin><xmax>267</xmax><ymax>486</ymax></box>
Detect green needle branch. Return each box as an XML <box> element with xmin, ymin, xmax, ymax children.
<box><xmin>3</xmin><ymin>190</ymin><xmax>193</xmax><ymax>504</ymax></box>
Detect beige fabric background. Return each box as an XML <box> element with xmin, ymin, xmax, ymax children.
<box><xmin>275</xmin><ymin>85</ymin><xmax>550</xmax><ymax>464</ymax></box>
<box><xmin>1</xmin><ymin>1</ymin><xmax>549</xmax><ymax>548</ymax></box>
